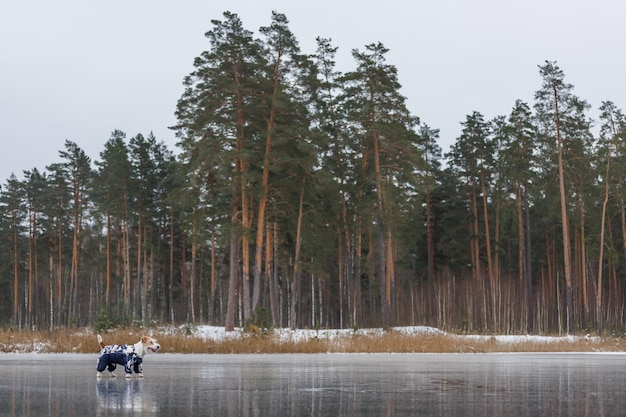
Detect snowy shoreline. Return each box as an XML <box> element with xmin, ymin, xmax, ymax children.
<box><xmin>189</xmin><ymin>324</ymin><xmax>598</xmax><ymax>344</ymax></box>
<box><xmin>0</xmin><ymin>325</ymin><xmax>618</xmax><ymax>354</ymax></box>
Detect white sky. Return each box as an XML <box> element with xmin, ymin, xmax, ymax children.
<box><xmin>1</xmin><ymin>0</ymin><xmax>625</xmax><ymax>183</ymax></box>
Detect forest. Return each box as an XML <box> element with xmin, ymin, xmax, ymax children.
<box><xmin>2</xmin><ymin>11</ymin><xmax>626</xmax><ymax>335</ymax></box>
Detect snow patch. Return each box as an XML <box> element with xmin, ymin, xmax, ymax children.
<box><xmin>185</xmin><ymin>325</ymin><xmax>589</xmax><ymax>344</ymax></box>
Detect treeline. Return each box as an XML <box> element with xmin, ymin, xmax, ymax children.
<box><xmin>2</xmin><ymin>11</ymin><xmax>626</xmax><ymax>334</ymax></box>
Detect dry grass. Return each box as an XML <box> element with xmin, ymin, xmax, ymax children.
<box><xmin>0</xmin><ymin>327</ymin><xmax>625</xmax><ymax>354</ymax></box>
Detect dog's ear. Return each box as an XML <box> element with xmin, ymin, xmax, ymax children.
<box><xmin>141</xmin><ymin>336</ymin><xmax>150</xmax><ymax>344</ymax></box>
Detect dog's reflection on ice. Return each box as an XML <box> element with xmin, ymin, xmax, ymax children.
<box><xmin>96</xmin><ymin>378</ymin><xmax>157</xmax><ymax>412</ymax></box>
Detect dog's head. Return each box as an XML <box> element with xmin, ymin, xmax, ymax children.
<box><xmin>140</xmin><ymin>336</ymin><xmax>161</xmax><ymax>353</ymax></box>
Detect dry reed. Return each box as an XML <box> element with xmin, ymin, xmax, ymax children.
<box><xmin>0</xmin><ymin>327</ymin><xmax>624</xmax><ymax>354</ymax></box>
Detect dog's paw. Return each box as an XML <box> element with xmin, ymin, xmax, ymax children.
<box><xmin>136</xmin><ymin>373</ymin><xmax>144</xmax><ymax>378</ymax></box>
<box><xmin>125</xmin><ymin>374</ymin><xmax>132</xmax><ymax>379</ymax></box>
<box><xmin>110</xmin><ymin>372</ymin><xmax>117</xmax><ymax>378</ymax></box>
<box><xmin>96</xmin><ymin>372</ymin><xmax>102</xmax><ymax>378</ymax></box>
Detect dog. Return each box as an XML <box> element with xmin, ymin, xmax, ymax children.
<box><xmin>96</xmin><ymin>334</ymin><xmax>161</xmax><ymax>379</ymax></box>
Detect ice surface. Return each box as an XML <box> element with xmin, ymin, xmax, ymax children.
<box><xmin>0</xmin><ymin>352</ymin><xmax>624</xmax><ymax>416</ymax></box>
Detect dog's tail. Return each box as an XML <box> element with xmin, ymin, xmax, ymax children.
<box><xmin>97</xmin><ymin>334</ymin><xmax>105</xmax><ymax>349</ymax></box>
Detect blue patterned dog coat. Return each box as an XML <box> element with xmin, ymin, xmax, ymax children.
<box><xmin>97</xmin><ymin>344</ymin><xmax>143</xmax><ymax>375</ymax></box>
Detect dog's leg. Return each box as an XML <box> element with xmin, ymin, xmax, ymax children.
<box><xmin>133</xmin><ymin>359</ymin><xmax>143</xmax><ymax>378</ymax></box>
<box><xmin>97</xmin><ymin>356</ymin><xmax>110</xmax><ymax>378</ymax></box>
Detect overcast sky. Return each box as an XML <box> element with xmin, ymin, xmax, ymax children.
<box><xmin>1</xmin><ymin>0</ymin><xmax>625</xmax><ymax>183</ymax></box>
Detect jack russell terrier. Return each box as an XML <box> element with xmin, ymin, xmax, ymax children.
<box><xmin>96</xmin><ymin>334</ymin><xmax>161</xmax><ymax>378</ymax></box>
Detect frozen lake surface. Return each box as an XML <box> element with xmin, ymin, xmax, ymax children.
<box><xmin>0</xmin><ymin>352</ymin><xmax>624</xmax><ymax>416</ymax></box>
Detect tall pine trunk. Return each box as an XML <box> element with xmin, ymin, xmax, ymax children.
<box><xmin>372</xmin><ymin>127</ymin><xmax>391</xmax><ymax>327</ymax></box>
<box><xmin>554</xmin><ymin>85</ymin><xmax>574</xmax><ymax>334</ymax></box>
<box><xmin>267</xmin><ymin>222</ymin><xmax>280</xmax><ymax>326</ymax></box>
<box><xmin>105</xmin><ymin>211</ymin><xmax>111</xmax><ymax>308</ymax></box>
<box><xmin>597</xmin><ymin>144</ymin><xmax>611</xmax><ymax>332</ymax></box>
<box><xmin>290</xmin><ymin>184</ymin><xmax>305</xmax><ymax>329</ymax></box>
<box><xmin>252</xmin><ymin>55</ymin><xmax>281</xmax><ymax>317</ymax></box>
<box><xmin>480</xmin><ymin>170</ymin><xmax>494</xmax><ymax>329</ymax></box>
<box><xmin>12</xmin><ymin>211</ymin><xmax>19</xmax><ymax>326</ymax></box>
<box><xmin>225</xmin><ymin>227</ymin><xmax>238</xmax><ymax>331</ymax></box>
<box><xmin>524</xmin><ymin>187</ymin><xmax>533</xmax><ymax>333</ymax></box>
<box><xmin>426</xmin><ymin>189</ymin><xmax>435</xmax><ymax>283</ymax></box>
<box><xmin>233</xmin><ymin>61</ymin><xmax>252</xmax><ymax>324</ymax></box>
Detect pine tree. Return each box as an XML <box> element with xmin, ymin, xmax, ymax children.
<box><xmin>496</xmin><ymin>100</ymin><xmax>536</xmax><ymax>332</ymax></box>
<box><xmin>43</xmin><ymin>163</ymin><xmax>72</xmax><ymax>328</ymax></box>
<box><xmin>174</xmin><ymin>11</ymin><xmax>265</xmax><ymax>329</ymax></box>
<box><xmin>253</xmin><ymin>11</ymin><xmax>311</xmax><ymax>323</ymax></box>
<box><xmin>596</xmin><ymin>101</ymin><xmax>626</xmax><ymax>331</ymax></box>
<box><xmin>57</xmin><ymin>140</ymin><xmax>92</xmax><ymax>325</ymax></box>
<box><xmin>93</xmin><ymin>130</ymin><xmax>133</xmax><ymax>312</ymax></box>
<box><xmin>312</xmin><ymin>37</ymin><xmax>355</xmax><ymax>327</ymax></box>
<box><xmin>0</xmin><ymin>175</ymin><xmax>26</xmax><ymax>327</ymax></box>
<box><xmin>417</xmin><ymin>124</ymin><xmax>442</xmax><ymax>284</ymax></box>
<box><xmin>340</xmin><ymin>42</ymin><xmax>422</xmax><ymax>327</ymax></box>
<box><xmin>128</xmin><ymin>133</ymin><xmax>172</xmax><ymax>323</ymax></box>
<box><xmin>534</xmin><ymin>61</ymin><xmax>592</xmax><ymax>333</ymax></box>
<box><xmin>22</xmin><ymin>168</ymin><xmax>46</xmax><ymax>328</ymax></box>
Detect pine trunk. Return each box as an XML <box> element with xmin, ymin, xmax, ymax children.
<box><xmin>290</xmin><ymin>184</ymin><xmax>305</xmax><ymax>329</ymax></box>
<box><xmin>597</xmin><ymin>147</ymin><xmax>611</xmax><ymax>332</ymax></box>
<box><xmin>225</xmin><ymin>228</ymin><xmax>238</xmax><ymax>331</ymax></box>
<box><xmin>252</xmin><ymin>55</ymin><xmax>281</xmax><ymax>315</ymax></box>
<box><xmin>554</xmin><ymin>85</ymin><xmax>574</xmax><ymax>334</ymax></box>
